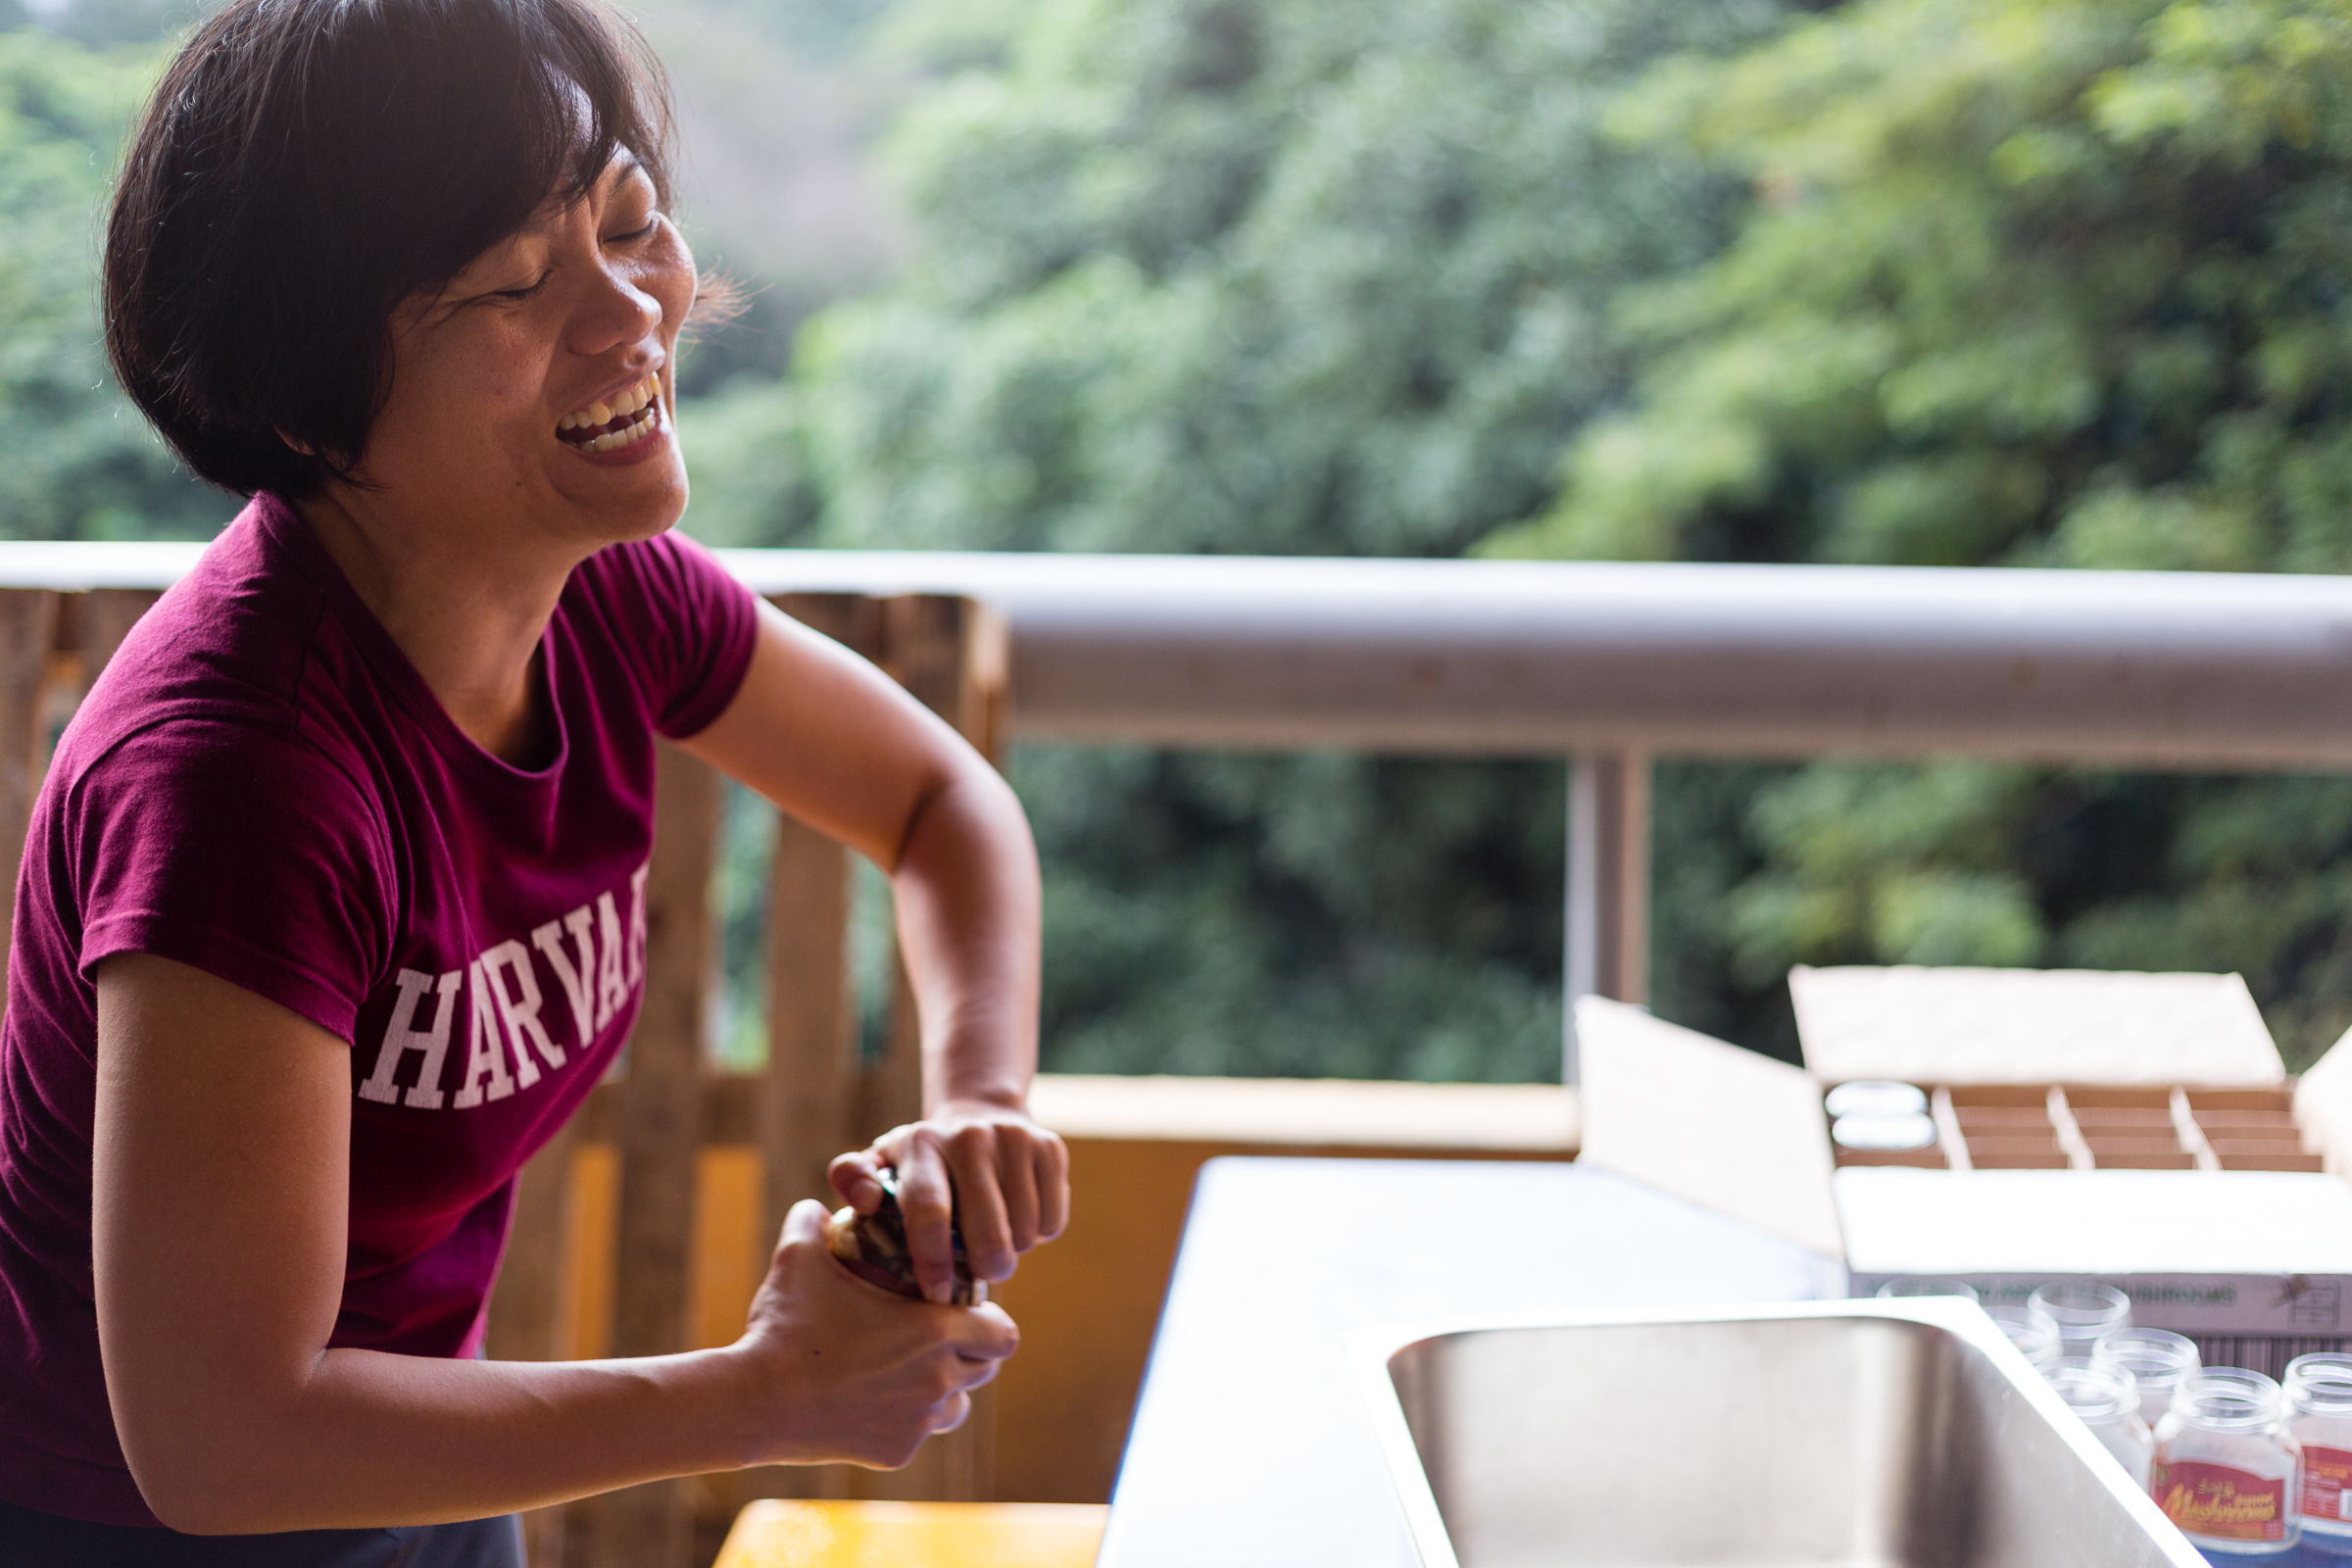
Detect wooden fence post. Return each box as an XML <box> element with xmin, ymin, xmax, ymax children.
<box><xmin>583</xmin><ymin>741</ymin><xmax>724</xmax><ymax>1568</ymax></box>
<box><xmin>854</xmin><ymin>595</ymin><xmax>1009</xmax><ymax>1506</ymax></box>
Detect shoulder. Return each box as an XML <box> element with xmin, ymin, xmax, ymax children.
<box><xmin>565</xmin><ymin>528</ymin><xmax>745</xmax><ymax>622</ymax></box>
<box><xmin>66</xmin><ymin>711</ymin><xmax>389</xmax><ymax>872</ymax></box>
<box><xmin>561</xmin><ymin>528</ymin><xmax>760</xmax><ymax>739</ymax></box>
<box><xmin>67</xmin><ymin>498</ymin><xmax>334</xmax><ymax>762</ymax></box>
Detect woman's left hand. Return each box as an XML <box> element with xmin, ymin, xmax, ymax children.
<box><xmin>830</xmin><ymin>1105</ymin><xmax>1070</xmax><ymax>1303</ymax></box>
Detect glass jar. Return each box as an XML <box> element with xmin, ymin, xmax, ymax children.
<box><xmin>2048</xmin><ymin>1357</ymin><xmax>2153</xmax><ymax>1490</ymax></box>
<box><xmin>2030</xmin><ymin>1281</ymin><xmax>2132</xmax><ymax>1358</ymax></box>
<box><xmin>2286</xmin><ymin>1353</ymin><xmax>2352</xmax><ymax>1549</ymax></box>
<box><xmin>1831</xmin><ymin>1112</ymin><xmax>1937</xmax><ymax>1152</ymax></box>
<box><xmin>1824</xmin><ymin>1080</ymin><xmax>1928</xmax><ymax>1118</ymax></box>
<box><xmin>1875</xmin><ymin>1277</ymin><xmax>1980</xmax><ymax>1302</ymax></box>
<box><xmin>1986</xmin><ymin>1304</ymin><xmax>2061</xmax><ymax>1371</ymax></box>
<box><xmin>2094</xmin><ymin>1328</ymin><xmax>2200</xmax><ymax>1430</ymax></box>
<box><xmin>2153</xmin><ymin>1368</ymin><xmax>2302</xmax><ymax>1554</ymax></box>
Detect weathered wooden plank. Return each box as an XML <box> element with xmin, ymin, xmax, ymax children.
<box><xmin>860</xmin><ymin>594</ymin><xmax>1011</xmax><ymax>1148</ymax></box>
<box><xmin>585</xmin><ymin>740</ymin><xmax>722</xmax><ymax>1568</ymax></box>
<box><xmin>855</xmin><ymin>596</ymin><xmax>1010</xmax><ymax>1505</ymax></box>
<box><xmin>754</xmin><ymin>593</ymin><xmax>886</xmax><ymax>1506</ymax></box>
<box><xmin>758</xmin><ymin>590</ymin><xmax>875</xmax><ymax>1249</ymax></box>
<box><xmin>762</xmin><ymin>814</ymin><xmax>854</xmax><ymax>1238</ymax></box>
<box><xmin>486</xmin><ymin>1119</ymin><xmax>582</xmax><ymax>1364</ymax></box>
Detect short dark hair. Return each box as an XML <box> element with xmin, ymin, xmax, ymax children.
<box><xmin>104</xmin><ymin>0</ymin><xmax>676</xmax><ymax>500</ymax></box>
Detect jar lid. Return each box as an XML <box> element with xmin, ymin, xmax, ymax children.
<box><xmin>1832</xmin><ymin>1111</ymin><xmax>1938</xmax><ymax>1151</ymax></box>
<box><xmin>1825</xmin><ymin>1080</ymin><xmax>1928</xmax><ymax>1118</ymax></box>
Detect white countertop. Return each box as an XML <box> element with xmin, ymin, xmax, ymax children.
<box><xmin>1096</xmin><ymin>1157</ymin><xmax>1830</xmax><ymax>1567</ymax></box>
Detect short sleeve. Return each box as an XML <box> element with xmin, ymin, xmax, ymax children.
<box><xmin>68</xmin><ymin>720</ymin><xmax>394</xmax><ymax>1044</ymax></box>
<box><xmin>574</xmin><ymin>531</ymin><xmax>760</xmax><ymax>740</ymax></box>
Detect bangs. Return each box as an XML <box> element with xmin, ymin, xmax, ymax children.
<box><xmin>377</xmin><ymin>0</ymin><xmax>675</xmax><ymax>296</ymax></box>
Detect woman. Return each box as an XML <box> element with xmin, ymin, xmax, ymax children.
<box><xmin>0</xmin><ymin>0</ymin><xmax>1067</xmax><ymax>1560</ymax></box>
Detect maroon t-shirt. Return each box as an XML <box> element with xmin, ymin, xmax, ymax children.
<box><xmin>0</xmin><ymin>495</ymin><xmax>759</xmax><ymax>1524</ymax></box>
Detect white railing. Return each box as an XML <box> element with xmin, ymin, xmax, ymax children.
<box><xmin>13</xmin><ymin>541</ymin><xmax>2351</xmax><ymax>1073</ymax></box>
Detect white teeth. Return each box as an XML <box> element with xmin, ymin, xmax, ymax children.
<box><xmin>559</xmin><ymin>373</ymin><xmax>662</xmax><ymax>449</ymax></box>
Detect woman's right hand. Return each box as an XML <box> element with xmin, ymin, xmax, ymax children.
<box><xmin>728</xmin><ymin>1199</ymin><xmax>1020</xmax><ymax>1470</ymax></box>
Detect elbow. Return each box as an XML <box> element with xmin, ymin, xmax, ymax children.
<box><xmin>135</xmin><ymin>1483</ymin><xmax>240</xmax><ymax>1537</ymax></box>
<box><xmin>122</xmin><ymin>1427</ymin><xmax>282</xmax><ymax>1535</ymax></box>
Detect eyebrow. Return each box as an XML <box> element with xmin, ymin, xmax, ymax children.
<box><xmin>511</xmin><ymin>149</ymin><xmax>650</xmax><ymax>242</ymax></box>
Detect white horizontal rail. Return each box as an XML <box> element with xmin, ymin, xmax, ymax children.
<box><xmin>10</xmin><ymin>541</ymin><xmax>2352</xmax><ymax>767</ymax></box>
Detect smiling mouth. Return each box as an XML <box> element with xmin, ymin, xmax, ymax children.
<box><xmin>557</xmin><ymin>372</ymin><xmax>662</xmax><ymax>453</ymax></box>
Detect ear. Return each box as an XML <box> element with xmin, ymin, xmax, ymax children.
<box><xmin>275</xmin><ymin>430</ymin><xmax>317</xmax><ymax>456</ymax></box>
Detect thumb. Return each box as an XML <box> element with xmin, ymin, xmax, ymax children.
<box><xmin>780</xmin><ymin>1197</ymin><xmax>832</xmax><ymax>1253</ymax></box>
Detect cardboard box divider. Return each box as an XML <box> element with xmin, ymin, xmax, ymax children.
<box><xmin>1576</xmin><ymin>965</ymin><xmax>2352</xmax><ymax>1378</ymax></box>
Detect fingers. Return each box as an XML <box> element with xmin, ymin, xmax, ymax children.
<box><xmin>894</xmin><ymin>1134</ymin><xmax>958</xmax><ymax>1304</ymax></box>
<box><xmin>995</xmin><ymin>1131</ymin><xmax>1041</xmax><ymax>1257</ymax></box>
<box><xmin>944</xmin><ymin>1124</ymin><xmax>1015</xmax><ymax>1284</ymax></box>
<box><xmin>1033</xmin><ymin>1129</ymin><xmax>1070</xmax><ymax>1243</ymax></box>
<box><xmin>827</xmin><ymin>1149</ymin><xmax>888</xmax><ymax>1215</ymax></box>
<box><xmin>950</xmin><ymin>1300</ymin><xmax>1020</xmax><ymax>1364</ymax></box>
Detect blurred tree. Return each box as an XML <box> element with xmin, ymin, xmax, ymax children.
<box><xmin>0</xmin><ymin>25</ymin><xmax>226</xmax><ymax>540</ymax></box>
<box><xmin>795</xmin><ymin>0</ymin><xmax>1786</xmax><ymax>557</ymax></box>
<box><xmin>1490</xmin><ymin>0</ymin><xmax>2352</xmax><ymax>1065</ymax></box>
<box><xmin>692</xmin><ymin>0</ymin><xmax>1792</xmax><ymax>1079</ymax></box>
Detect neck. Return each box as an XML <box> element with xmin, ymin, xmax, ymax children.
<box><xmin>293</xmin><ymin>490</ymin><xmax>580</xmax><ymax>765</ymax></box>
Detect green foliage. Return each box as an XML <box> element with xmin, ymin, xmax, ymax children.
<box><xmin>1494</xmin><ymin>0</ymin><xmax>2352</xmax><ymax>1066</ymax></box>
<box><xmin>0</xmin><ymin>27</ymin><xmax>227</xmax><ymax>540</ymax></box>
<box><xmin>1495</xmin><ymin>0</ymin><xmax>2352</xmax><ymax>572</ymax></box>
<box><xmin>787</xmin><ymin>0</ymin><xmax>1786</xmax><ymax>559</ymax></box>
<box><xmin>699</xmin><ymin>0</ymin><xmax>1795</xmax><ymax>1081</ymax></box>
<box><xmin>1019</xmin><ymin>747</ymin><xmax>1566</xmax><ymax>1081</ymax></box>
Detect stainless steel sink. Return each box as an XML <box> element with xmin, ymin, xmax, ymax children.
<box><xmin>1349</xmin><ymin>1299</ymin><xmax>2203</xmax><ymax>1568</ymax></box>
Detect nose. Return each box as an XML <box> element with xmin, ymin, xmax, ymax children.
<box><xmin>566</xmin><ymin>256</ymin><xmax>664</xmax><ymax>362</ymax></box>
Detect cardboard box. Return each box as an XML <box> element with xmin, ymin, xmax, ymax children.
<box><xmin>1577</xmin><ymin>967</ymin><xmax>2352</xmax><ymax>1377</ymax></box>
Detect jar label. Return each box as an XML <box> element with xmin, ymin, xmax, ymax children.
<box><xmin>2154</xmin><ymin>1459</ymin><xmax>2289</xmax><ymax>1543</ymax></box>
<box><xmin>2303</xmin><ymin>1445</ymin><xmax>2352</xmax><ymax>1523</ymax></box>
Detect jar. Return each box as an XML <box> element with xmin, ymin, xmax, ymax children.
<box><xmin>2152</xmin><ymin>1368</ymin><xmax>2302</xmax><ymax>1553</ymax></box>
<box><xmin>1875</xmin><ymin>1277</ymin><xmax>1980</xmax><ymax>1303</ymax></box>
<box><xmin>2030</xmin><ymin>1282</ymin><xmax>2132</xmax><ymax>1358</ymax></box>
<box><xmin>1824</xmin><ymin>1080</ymin><xmax>1928</xmax><ymax>1118</ymax></box>
<box><xmin>2048</xmin><ymin>1357</ymin><xmax>2153</xmax><ymax>1490</ymax></box>
<box><xmin>2286</xmin><ymin>1353</ymin><xmax>2352</xmax><ymax>1548</ymax></box>
<box><xmin>1986</xmin><ymin>1305</ymin><xmax>2061</xmax><ymax>1371</ymax></box>
<box><xmin>2094</xmin><ymin>1328</ymin><xmax>2200</xmax><ymax>1430</ymax></box>
<box><xmin>1831</xmin><ymin>1112</ymin><xmax>1937</xmax><ymax>1152</ymax></box>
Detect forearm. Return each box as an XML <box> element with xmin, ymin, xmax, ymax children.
<box><xmin>889</xmin><ymin>763</ymin><xmax>1042</xmax><ymax>1113</ymax></box>
<box><xmin>135</xmin><ymin>1343</ymin><xmax>760</xmax><ymax>1534</ymax></box>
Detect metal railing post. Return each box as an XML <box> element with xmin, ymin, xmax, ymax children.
<box><xmin>1563</xmin><ymin>750</ymin><xmax>1650</xmax><ymax>1085</ymax></box>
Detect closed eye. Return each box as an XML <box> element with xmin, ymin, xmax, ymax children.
<box><xmin>488</xmin><ymin>273</ymin><xmax>549</xmax><ymax>303</ymax></box>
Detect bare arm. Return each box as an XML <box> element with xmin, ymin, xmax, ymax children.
<box><xmin>679</xmin><ymin>601</ymin><xmax>1068</xmax><ymax>1299</ymax></box>
<box><xmin>93</xmin><ymin>953</ymin><xmax>1016</xmax><ymax>1534</ymax></box>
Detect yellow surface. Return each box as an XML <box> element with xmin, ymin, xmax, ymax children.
<box><xmin>690</xmin><ymin>1146</ymin><xmax>766</xmax><ymax>1350</ymax></box>
<box><xmin>712</xmin><ymin>1500</ymin><xmax>1106</xmax><ymax>1568</ymax></box>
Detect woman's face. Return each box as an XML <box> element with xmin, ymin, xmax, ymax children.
<box><xmin>352</xmin><ymin>153</ymin><xmax>695</xmax><ymax>556</ymax></box>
